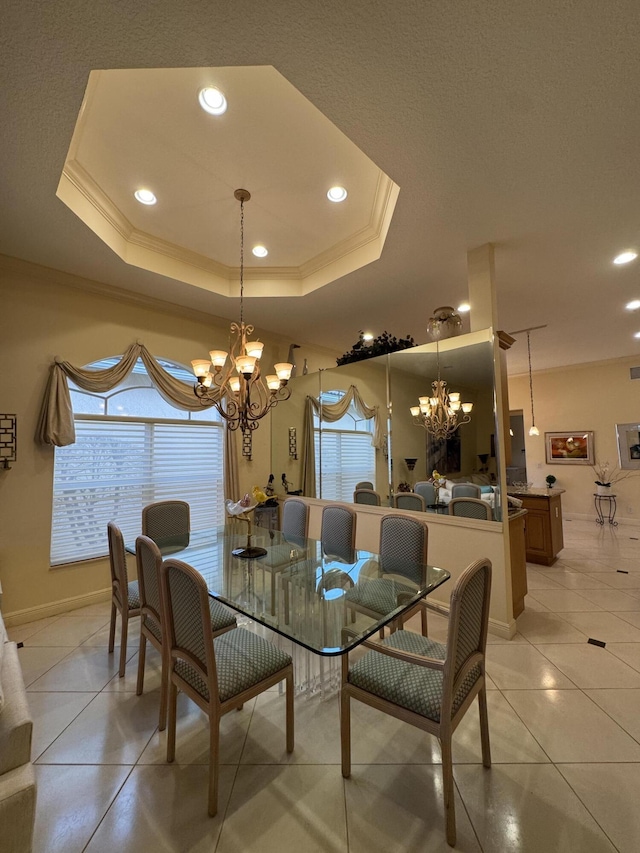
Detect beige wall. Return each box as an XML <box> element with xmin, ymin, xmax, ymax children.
<box><xmin>508</xmin><ymin>357</ymin><xmax>640</xmax><ymax>519</ymax></box>
<box><xmin>0</xmin><ymin>256</ymin><xmax>334</xmax><ymax>618</ymax></box>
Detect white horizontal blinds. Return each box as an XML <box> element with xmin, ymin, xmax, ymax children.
<box><xmin>51</xmin><ymin>419</ymin><xmax>224</xmax><ymax>565</ymax></box>
<box><xmin>315</xmin><ymin>430</ymin><xmax>375</xmax><ymax>502</ymax></box>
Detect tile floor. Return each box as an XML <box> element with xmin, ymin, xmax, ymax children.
<box><xmin>10</xmin><ymin>518</ymin><xmax>640</xmax><ymax>852</ymax></box>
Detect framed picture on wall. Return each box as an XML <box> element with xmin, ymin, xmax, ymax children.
<box><xmin>545</xmin><ymin>431</ymin><xmax>594</xmax><ymax>465</ymax></box>
<box><xmin>616</xmin><ymin>423</ymin><xmax>640</xmax><ymax>470</ymax></box>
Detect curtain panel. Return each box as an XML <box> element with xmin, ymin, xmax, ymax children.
<box><xmin>36</xmin><ymin>342</ymin><xmax>238</xmax><ymax>498</ymax></box>
<box><xmin>301</xmin><ymin>385</ymin><xmax>384</xmax><ymax>498</ymax></box>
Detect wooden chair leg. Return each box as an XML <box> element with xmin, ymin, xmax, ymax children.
<box><xmin>420</xmin><ymin>602</ymin><xmax>428</xmax><ymax>637</ymax></box>
<box><xmin>108</xmin><ymin>602</ymin><xmax>117</xmax><ymax>653</ymax></box>
<box><xmin>136</xmin><ymin>632</ymin><xmax>146</xmax><ymax>696</ymax></box>
<box><xmin>158</xmin><ymin>647</ymin><xmax>169</xmax><ymax>732</ymax></box>
<box><xmin>478</xmin><ymin>686</ymin><xmax>491</xmax><ymax>768</ymax></box>
<box><xmin>440</xmin><ymin>735</ymin><xmax>456</xmax><ymax>847</ymax></box>
<box><xmin>340</xmin><ymin>687</ymin><xmax>351</xmax><ymax>778</ymax></box>
<box><xmin>167</xmin><ymin>680</ymin><xmax>178</xmax><ymax>763</ymax></box>
<box><xmin>118</xmin><ymin>615</ymin><xmax>128</xmax><ymax>678</ymax></box>
<box><xmin>286</xmin><ymin>669</ymin><xmax>294</xmax><ymax>753</ymax></box>
<box><xmin>208</xmin><ymin>715</ymin><xmax>220</xmax><ymax>817</ymax></box>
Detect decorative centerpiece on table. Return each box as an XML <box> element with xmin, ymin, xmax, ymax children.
<box><xmin>431</xmin><ymin>469</ymin><xmax>445</xmax><ymax>502</ymax></box>
<box><xmin>225</xmin><ymin>486</ymin><xmax>269</xmax><ymax>558</ymax></box>
<box><xmin>592</xmin><ymin>461</ymin><xmax>632</xmax><ymax>496</ymax></box>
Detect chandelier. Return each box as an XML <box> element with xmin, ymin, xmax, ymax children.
<box><xmin>410</xmin><ymin>342</ymin><xmax>473</xmax><ymax>439</ymax></box>
<box><xmin>191</xmin><ymin>189</ymin><xmax>293</xmax><ymax>432</ymax></box>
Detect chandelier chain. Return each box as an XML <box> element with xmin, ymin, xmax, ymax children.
<box><xmin>239</xmin><ymin>196</ymin><xmax>244</xmax><ymax>327</ymax></box>
<box><xmin>527</xmin><ymin>330</ymin><xmax>536</xmax><ymax>427</ymax></box>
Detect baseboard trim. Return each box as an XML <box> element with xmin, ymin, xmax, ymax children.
<box><xmin>3</xmin><ymin>588</ymin><xmax>111</xmax><ymax>627</ymax></box>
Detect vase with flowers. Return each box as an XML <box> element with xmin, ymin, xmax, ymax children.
<box><xmin>225</xmin><ymin>486</ymin><xmax>269</xmax><ymax>558</ymax></box>
<box><xmin>592</xmin><ymin>460</ymin><xmax>633</xmax><ymax>496</ymax></box>
<box><xmin>431</xmin><ymin>469</ymin><xmax>445</xmax><ymax>502</ymax></box>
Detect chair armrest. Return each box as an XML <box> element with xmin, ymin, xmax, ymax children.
<box><xmin>359</xmin><ymin>638</ymin><xmax>445</xmax><ymax>669</ymax></box>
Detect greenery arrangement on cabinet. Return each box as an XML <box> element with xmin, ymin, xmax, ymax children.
<box><xmin>545</xmin><ymin>474</ymin><xmax>556</xmax><ymax>489</ymax></box>
<box><xmin>336</xmin><ymin>331</ymin><xmax>415</xmax><ymax>365</ymax></box>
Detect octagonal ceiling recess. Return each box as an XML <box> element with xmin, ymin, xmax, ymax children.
<box><xmin>57</xmin><ymin>65</ymin><xmax>400</xmax><ymax>298</ymax></box>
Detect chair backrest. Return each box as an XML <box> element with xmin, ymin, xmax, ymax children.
<box><xmin>321</xmin><ymin>504</ymin><xmax>356</xmax><ymax>563</ymax></box>
<box><xmin>281</xmin><ymin>498</ymin><xmax>309</xmax><ymax>544</ymax></box>
<box><xmin>142</xmin><ymin>500</ymin><xmax>191</xmax><ymax>546</ymax></box>
<box><xmin>442</xmin><ymin>559</ymin><xmax>492</xmax><ymax>716</ymax></box>
<box><xmin>451</xmin><ymin>483</ymin><xmax>481</xmax><ymax>499</ymax></box>
<box><xmin>136</xmin><ymin>535</ymin><xmax>163</xmax><ymax>629</ymax></box>
<box><xmin>355</xmin><ymin>481</ymin><xmax>374</xmax><ymax>491</ymax></box>
<box><xmin>379</xmin><ymin>514</ymin><xmax>428</xmax><ymax>585</ymax></box>
<box><xmin>160</xmin><ymin>558</ymin><xmax>219</xmax><ymax>705</ymax></box>
<box><xmin>414</xmin><ymin>481</ymin><xmax>436</xmax><ymax>505</ymax></box>
<box><xmin>107</xmin><ymin>521</ymin><xmax>129</xmax><ymax>608</ymax></box>
<box><xmin>353</xmin><ymin>488</ymin><xmax>381</xmax><ymax>506</ymax></box>
<box><xmin>449</xmin><ymin>498</ymin><xmax>492</xmax><ymax>521</ymax></box>
<box><xmin>393</xmin><ymin>492</ymin><xmax>425</xmax><ymax>512</ymax></box>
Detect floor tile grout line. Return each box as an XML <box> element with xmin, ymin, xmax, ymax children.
<box><xmin>80</xmin><ymin>764</ymin><xmax>137</xmax><ymax>853</ymax></box>
<box><xmin>30</xmin><ymin>691</ymin><xmax>101</xmax><ymax>763</ymax></box>
<box><xmin>552</xmin><ymin>763</ymin><xmax>625</xmax><ymax>853</ymax></box>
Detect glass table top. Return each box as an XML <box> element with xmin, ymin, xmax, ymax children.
<box><xmin>126</xmin><ymin>523</ymin><xmax>451</xmax><ymax>656</ymax></box>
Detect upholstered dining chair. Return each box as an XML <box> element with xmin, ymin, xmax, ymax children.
<box><xmin>281</xmin><ymin>497</ymin><xmax>309</xmax><ymax>546</ymax></box>
<box><xmin>160</xmin><ymin>558</ymin><xmax>294</xmax><ymax>816</ymax></box>
<box><xmin>353</xmin><ymin>488</ymin><xmax>381</xmax><ymax>506</ymax></box>
<box><xmin>107</xmin><ymin>521</ymin><xmax>141</xmax><ymax>678</ymax></box>
<box><xmin>449</xmin><ymin>497</ymin><xmax>492</xmax><ymax>520</ymax></box>
<box><xmin>344</xmin><ymin>513</ymin><xmax>429</xmax><ymax>637</ymax></box>
<box><xmin>321</xmin><ymin>504</ymin><xmax>357</xmax><ymax>563</ymax></box>
<box><xmin>450</xmin><ymin>483</ymin><xmax>481</xmax><ymax>500</ymax></box>
<box><xmin>355</xmin><ymin>481</ymin><xmax>374</xmax><ymax>491</ymax></box>
<box><xmin>341</xmin><ymin>558</ymin><xmax>492</xmax><ymax>846</ymax></box>
<box><xmin>394</xmin><ymin>492</ymin><xmax>426</xmax><ymax>512</ymax></box>
<box><xmin>414</xmin><ymin>481</ymin><xmax>436</xmax><ymax>506</ymax></box>
<box><xmin>142</xmin><ymin>500</ymin><xmax>190</xmax><ymax>548</ymax></box>
<box><xmin>135</xmin><ymin>535</ymin><xmax>237</xmax><ymax>730</ymax></box>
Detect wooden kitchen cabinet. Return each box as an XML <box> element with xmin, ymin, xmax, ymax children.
<box><xmin>510</xmin><ymin>489</ymin><xmax>564</xmax><ymax>566</ymax></box>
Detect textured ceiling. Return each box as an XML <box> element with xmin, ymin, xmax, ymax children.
<box><xmin>3</xmin><ymin>0</ymin><xmax>640</xmax><ymax>375</ymax></box>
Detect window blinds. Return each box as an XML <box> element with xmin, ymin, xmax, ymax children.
<box><xmin>314</xmin><ymin>430</ymin><xmax>376</xmax><ymax>502</ymax></box>
<box><xmin>51</xmin><ymin>418</ymin><xmax>224</xmax><ymax>565</ymax></box>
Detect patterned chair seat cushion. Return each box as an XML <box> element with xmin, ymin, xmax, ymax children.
<box><xmin>208</xmin><ymin>598</ymin><xmax>237</xmax><ymax>633</ymax></box>
<box><xmin>348</xmin><ymin>630</ymin><xmax>481</xmax><ymax>722</ymax></box>
<box><xmin>344</xmin><ymin>577</ymin><xmax>416</xmax><ymax>616</ymax></box>
<box><xmin>175</xmin><ymin>628</ymin><xmax>292</xmax><ymax>703</ymax></box>
<box><xmin>127</xmin><ymin>581</ymin><xmax>141</xmax><ymax>610</ymax></box>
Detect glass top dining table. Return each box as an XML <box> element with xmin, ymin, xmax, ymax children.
<box><xmin>126</xmin><ymin>523</ymin><xmax>451</xmax><ymax>657</ymax></box>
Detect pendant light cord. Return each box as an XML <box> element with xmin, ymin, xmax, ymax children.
<box><xmin>527</xmin><ymin>331</ymin><xmax>536</xmax><ymax>427</ymax></box>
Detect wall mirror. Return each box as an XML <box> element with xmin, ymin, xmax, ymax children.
<box><xmin>270</xmin><ymin>330</ymin><xmax>502</xmax><ymax>522</ymax></box>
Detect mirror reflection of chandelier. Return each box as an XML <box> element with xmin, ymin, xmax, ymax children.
<box><xmin>191</xmin><ymin>189</ymin><xmax>293</xmax><ymax>432</ymax></box>
<box><xmin>410</xmin><ymin>340</ymin><xmax>473</xmax><ymax>439</ymax></box>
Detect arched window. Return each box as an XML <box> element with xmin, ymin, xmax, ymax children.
<box><xmin>313</xmin><ymin>390</ymin><xmax>376</xmax><ymax>501</ymax></box>
<box><xmin>51</xmin><ymin>356</ymin><xmax>225</xmax><ymax>565</ymax></box>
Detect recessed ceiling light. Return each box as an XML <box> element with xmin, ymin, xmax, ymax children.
<box><xmin>134</xmin><ymin>189</ymin><xmax>157</xmax><ymax>205</ymax></box>
<box><xmin>327</xmin><ymin>186</ymin><xmax>348</xmax><ymax>203</ymax></box>
<box><xmin>635</xmin><ymin>332</ymin><xmax>640</xmax><ymax>339</ymax></box>
<box><xmin>614</xmin><ymin>251</ymin><xmax>638</xmax><ymax>265</ymax></box>
<box><xmin>457</xmin><ymin>303</ymin><xmax>470</xmax><ymax>313</ymax></box>
<box><xmin>198</xmin><ymin>87</ymin><xmax>227</xmax><ymax>116</ymax></box>
<box><xmin>252</xmin><ymin>245</ymin><xmax>268</xmax><ymax>258</ymax></box>
<box><xmin>362</xmin><ymin>332</ymin><xmax>374</xmax><ymax>342</ymax></box>
<box><xmin>626</xmin><ymin>300</ymin><xmax>640</xmax><ymax>311</ymax></box>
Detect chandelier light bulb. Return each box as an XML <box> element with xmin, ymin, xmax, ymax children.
<box><xmin>245</xmin><ymin>341</ymin><xmax>264</xmax><ymax>359</ymax></box>
<box><xmin>274</xmin><ymin>362</ymin><xmax>293</xmax><ymax>381</ymax></box>
<box><xmin>266</xmin><ymin>375</ymin><xmax>280</xmax><ymax>390</ymax></box>
<box><xmin>209</xmin><ymin>350</ymin><xmax>227</xmax><ymax>369</ymax></box>
<box><xmin>191</xmin><ymin>359</ymin><xmax>211</xmax><ymax>381</ymax></box>
<box><xmin>229</xmin><ymin>377</ymin><xmax>241</xmax><ymax>394</ymax></box>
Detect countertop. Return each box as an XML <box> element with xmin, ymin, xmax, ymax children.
<box><xmin>507</xmin><ymin>488</ymin><xmax>566</xmax><ymax>498</ymax></box>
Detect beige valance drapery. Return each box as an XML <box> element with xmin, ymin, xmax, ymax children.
<box><xmin>301</xmin><ymin>385</ymin><xmax>385</xmax><ymax>497</ymax></box>
<box><xmin>36</xmin><ymin>341</ymin><xmax>239</xmax><ymax>499</ymax></box>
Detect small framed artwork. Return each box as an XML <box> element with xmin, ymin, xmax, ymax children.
<box><xmin>616</xmin><ymin>423</ymin><xmax>640</xmax><ymax>470</ymax></box>
<box><xmin>545</xmin><ymin>431</ymin><xmax>594</xmax><ymax>465</ymax></box>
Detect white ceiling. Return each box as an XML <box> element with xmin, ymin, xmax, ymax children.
<box><xmin>3</xmin><ymin>0</ymin><xmax>640</xmax><ymax>375</ymax></box>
